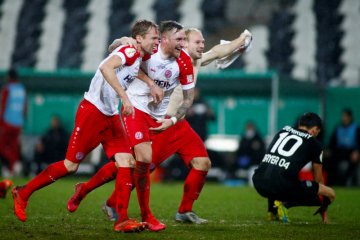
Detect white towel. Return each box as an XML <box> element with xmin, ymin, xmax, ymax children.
<box><xmin>215</xmin><ymin>29</ymin><xmax>253</xmax><ymax>69</ymax></box>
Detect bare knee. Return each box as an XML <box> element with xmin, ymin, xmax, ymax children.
<box><xmin>134</xmin><ymin>142</ymin><xmax>152</xmax><ymax>163</ymax></box>
<box><xmin>64</xmin><ymin>159</ymin><xmax>79</xmax><ymax>173</ymax></box>
<box><xmin>191</xmin><ymin>157</ymin><xmax>211</xmax><ymax>171</ymax></box>
<box><xmin>114</xmin><ymin>153</ymin><xmax>135</xmax><ymax>168</ymax></box>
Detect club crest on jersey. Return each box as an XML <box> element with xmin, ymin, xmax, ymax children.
<box><xmin>76</xmin><ymin>152</ymin><xmax>84</xmax><ymax>161</ymax></box>
<box><xmin>135</xmin><ymin>131</ymin><xmax>143</xmax><ymax>140</ymax></box>
<box><xmin>125</xmin><ymin>48</ymin><xmax>136</xmax><ymax>58</ymax></box>
<box><xmin>165</xmin><ymin>70</ymin><xmax>172</xmax><ymax>79</ymax></box>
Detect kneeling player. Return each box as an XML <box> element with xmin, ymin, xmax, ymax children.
<box><xmin>252</xmin><ymin>112</ymin><xmax>335</xmax><ymax>223</ymax></box>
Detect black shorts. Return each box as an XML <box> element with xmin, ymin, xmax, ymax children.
<box><xmin>253</xmin><ymin>175</ymin><xmax>319</xmax><ymax>202</ymax></box>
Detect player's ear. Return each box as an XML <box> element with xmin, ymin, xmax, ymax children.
<box><xmin>135</xmin><ymin>35</ymin><xmax>143</xmax><ymax>44</ymax></box>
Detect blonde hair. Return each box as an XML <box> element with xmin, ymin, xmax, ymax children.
<box><xmin>185</xmin><ymin>28</ymin><xmax>201</xmax><ymax>40</ymax></box>
<box><xmin>131</xmin><ymin>19</ymin><xmax>158</xmax><ymax>39</ymax></box>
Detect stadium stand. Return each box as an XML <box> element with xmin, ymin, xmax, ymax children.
<box><xmin>0</xmin><ymin>0</ymin><xmax>358</xmax><ymax>85</ymax></box>
<box><xmin>291</xmin><ymin>0</ymin><xmax>317</xmax><ymax>81</ymax></box>
<box><xmin>131</xmin><ymin>0</ymin><xmax>156</xmax><ymax>24</ymax></box>
<box><xmin>11</xmin><ymin>0</ymin><xmax>46</xmax><ymax>68</ymax></box>
<box><xmin>243</xmin><ymin>25</ymin><xmax>268</xmax><ymax>72</ymax></box>
<box><xmin>179</xmin><ymin>0</ymin><xmax>203</xmax><ymax>30</ymax></box>
<box><xmin>314</xmin><ymin>0</ymin><xmax>344</xmax><ymax>85</ymax></box>
<box><xmin>36</xmin><ymin>0</ymin><xmax>65</xmax><ymax>71</ymax></box>
<box><xmin>153</xmin><ymin>0</ymin><xmax>180</xmax><ymax>23</ymax></box>
<box><xmin>201</xmin><ymin>0</ymin><xmax>227</xmax><ymax>34</ymax></box>
<box><xmin>266</xmin><ymin>2</ymin><xmax>295</xmax><ymax>75</ymax></box>
<box><xmin>81</xmin><ymin>0</ymin><xmax>110</xmax><ymax>72</ymax></box>
<box><xmin>0</xmin><ymin>0</ymin><xmax>23</xmax><ymax>70</ymax></box>
<box><xmin>57</xmin><ymin>0</ymin><xmax>90</xmax><ymax>69</ymax></box>
<box><xmin>107</xmin><ymin>0</ymin><xmax>134</xmax><ymax>49</ymax></box>
<box><xmin>1</xmin><ymin>0</ymin><xmax>360</xmax><ymax>179</ymax></box>
<box><xmin>339</xmin><ymin>0</ymin><xmax>360</xmax><ymax>86</ymax></box>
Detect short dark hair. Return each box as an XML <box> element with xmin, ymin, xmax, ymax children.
<box><xmin>8</xmin><ymin>68</ymin><xmax>18</xmax><ymax>79</ymax></box>
<box><xmin>159</xmin><ymin>20</ymin><xmax>183</xmax><ymax>35</ymax></box>
<box><xmin>131</xmin><ymin>19</ymin><xmax>158</xmax><ymax>39</ymax></box>
<box><xmin>298</xmin><ymin>112</ymin><xmax>322</xmax><ymax>129</ymax></box>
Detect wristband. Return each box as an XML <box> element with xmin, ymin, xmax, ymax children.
<box><xmin>170</xmin><ymin>116</ymin><xmax>177</xmax><ymax>125</ymax></box>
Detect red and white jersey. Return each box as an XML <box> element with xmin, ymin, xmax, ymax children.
<box><xmin>126</xmin><ymin>47</ymin><xmax>195</xmax><ymax>120</ymax></box>
<box><xmin>84</xmin><ymin>45</ymin><xmax>141</xmax><ymax>116</ymax></box>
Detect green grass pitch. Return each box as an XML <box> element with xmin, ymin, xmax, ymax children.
<box><xmin>1</xmin><ymin>177</ymin><xmax>359</xmax><ymax>240</ymax></box>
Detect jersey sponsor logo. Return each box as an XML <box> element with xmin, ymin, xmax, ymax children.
<box><xmin>135</xmin><ymin>131</ymin><xmax>143</xmax><ymax>140</ymax></box>
<box><xmin>187</xmin><ymin>74</ymin><xmax>193</xmax><ymax>83</ymax></box>
<box><xmin>165</xmin><ymin>70</ymin><xmax>172</xmax><ymax>78</ymax></box>
<box><xmin>124</xmin><ymin>74</ymin><xmax>135</xmax><ymax>83</ymax></box>
<box><xmin>262</xmin><ymin>153</ymin><xmax>290</xmax><ymax>170</ymax></box>
<box><xmin>283</xmin><ymin>126</ymin><xmax>311</xmax><ymax>139</ymax></box>
<box><xmin>154</xmin><ymin>79</ymin><xmax>171</xmax><ymax>89</ymax></box>
<box><xmin>76</xmin><ymin>152</ymin><xmax>85</xmax><ymax>160</ymax></box>
<box><xmin>125</xmin><ymin>48</ymin><xmax>136</xmax><ymax>58</ymax></box>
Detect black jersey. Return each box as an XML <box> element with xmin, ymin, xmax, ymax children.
<box><xmin>254</xmin><ymin>126</ymin><xmax>323</xmax><ymax>182</ymax></box>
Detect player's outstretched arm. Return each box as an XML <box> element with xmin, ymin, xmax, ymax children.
<box><xmin>201</xmin><ymin>30</ymin><xmax>251</xmax><ymax>66</ymax></box>
<box><xmin>99</xmin><ymin>55</ymin><xmax>134</xmax><ymax>116</ymax></box>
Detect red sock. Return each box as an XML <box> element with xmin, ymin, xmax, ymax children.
<box><xmin>82</xmin><ymin>161</ymin><xmax>117</xmax><ymax>196</ymax></box>
<box><xmin>134</xmin><ymin>161</ymin><xmax>151</xmax><ymax>219</ymax></box>
<box><xmin>115</xmin><ymin>167</ymin><xmax>134</xmax><ymax>222</ymax></box>
<box><xmin>178</xmin><ymin>169</ymin><xmax>208</xmax><ymax>213</ymax></box>
<box><xmin>20</xmin><ymin>160</ymin><xmax>69</xmax><ymax>201</ymax></box>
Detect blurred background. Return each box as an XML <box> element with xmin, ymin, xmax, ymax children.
<box><xmin>0</xmin><ymin>0</ymin><xmax>359</xmax><ymax>187</ymax></box>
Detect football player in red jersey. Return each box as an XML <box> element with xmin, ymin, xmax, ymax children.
<box><xmin>67</xmin><ymin>25</ymin><xmax>251</xmax><ymax>225</ymax></box>
<box><xmin>116</xmin><ymin>20</ymin><xmax>195</xmax><ymax>232</ymax></box>
<box><xmin>12</xmin><ymin>19</ymin><xmax>159</xmax><ymax>233</ymax></box>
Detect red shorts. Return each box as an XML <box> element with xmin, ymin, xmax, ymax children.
<box><xmin>66</xmin><ymin>99</ymin><xmax>131</xmax><ymax>163</ymax></box>
<box><xmin>151</xmin><ymin>118</ymin><xmax>208</xmax><ymax>167</ymax></box>
<box><xmin>122</xmin><ymin>107</ymin><xmax>161</xmax><ymax>147</ymax></box>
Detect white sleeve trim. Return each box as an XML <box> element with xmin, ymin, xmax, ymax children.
<box><xmin>113</xmin><ymin>52</ymin><xmax>126</xmax><ymax>65</ymax></box>
<box><xmin>181</xmin><ymin>82</ymin><xmax>195</xmax><ymax>90</ymax></box>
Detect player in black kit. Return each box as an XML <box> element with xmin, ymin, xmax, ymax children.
<box><xmin>252</xmin><ymin>112</ymin><xmax>335</xmax><ymax>223</ymax></box>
